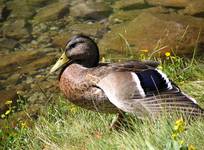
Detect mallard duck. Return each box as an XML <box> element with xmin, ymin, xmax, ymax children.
<box><xmin>50</xmin><ymin>34</ymin><xmax>204</xmax><ymax>120</ymax></box>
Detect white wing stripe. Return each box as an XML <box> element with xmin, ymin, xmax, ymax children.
<box><xmin>156</xmin><ymin>69</ymin><xmax>173</xmax><ymax>90</ymax></box>
<box><xmin>131</xmin><ymin>72</ymin><xmax>146</xmax><ymax>98</ymax></box>
<box><xmin>181</xmin><ymin>92</ymin><xmax>197</xmax><ymax>104</ymax></box>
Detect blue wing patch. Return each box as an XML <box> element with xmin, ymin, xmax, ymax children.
<box><xmin>136</xmin><ymin>69</ymin><xmax>171</xmax><ymax>93</ymax></box>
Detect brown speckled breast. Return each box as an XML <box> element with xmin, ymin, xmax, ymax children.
<box><xmin>59</xmin><ymin>64</ymin><xmax>118</xmax><ymax>113</ymax></box>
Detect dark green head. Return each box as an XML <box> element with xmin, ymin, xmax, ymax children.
<box><xmin>50</xmin><ymin>35</ymin><xmax>99</xmax><ymax>73</ymax></box>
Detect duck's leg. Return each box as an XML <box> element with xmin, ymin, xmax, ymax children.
<box><xmin>109</xmin><ymin>112</ymin><xmax>127</xmax><ymax>130</ymax></box>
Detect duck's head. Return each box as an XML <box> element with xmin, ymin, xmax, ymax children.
<box><xmin>50</xmin><ymin>35</ymin><xmax>99</xmax><ymax>73</ymax></box>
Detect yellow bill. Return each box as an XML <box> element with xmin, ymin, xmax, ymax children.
<box><xmin>50</xmin><ymin>52</ymin><xmax>69</xmax><ymax>73</ymax></box>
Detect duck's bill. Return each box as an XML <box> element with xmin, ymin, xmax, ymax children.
<box><xmin>50</xmin><ymin>52</ymin><xmax>69</xmax><ymax>73</ymax></box>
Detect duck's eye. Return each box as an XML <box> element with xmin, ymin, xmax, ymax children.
<box><xmin>69</xmin><ymin>43</ymin><xmax>77</xmax><ymax>49</ymax></box>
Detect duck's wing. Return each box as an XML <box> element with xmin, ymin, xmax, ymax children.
<box><xmin>86</xmin><ymin>60</ymin><xmax>159</xmax><ymax>83</ymax></box>
<box><xmin>109</xmin><ymin>60</ymin><xmax>160</xmax><ymax>72</ymax></box>
<box><xmin>97</xmin><ymin>69</ymin><xmax>204</xmax><ymax>119</ymax></box>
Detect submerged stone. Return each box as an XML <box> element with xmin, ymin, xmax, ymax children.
<box><xmin>69</xmin><ymin>1</ymin><xmax>112</xmax><ymax>20</ymax></box>
<box><xmin>0</xmin><ymin>38</ymin><xmax>19</xmax><ymax>50</ymax></box>
<box><xmin>0</xmin><ymin>4</ymin><xmax>10</xmax><ymax>21</ymax></box>
<box><xmin>6</xmin><ymin>0</ymin><xmax>51</xmax><ymax>20</ymax></box>
<box><xmin>109</xmin><ymin>6</ymin><xmax>169</xmax><ymax>24</ymax></box>
<box><xmin>7</xmin><ymin>0</ymin><xmax>35</xmax><ymax>19</ymax></box>
<box><xmin>99</xmin><ymin>12</ymin><xmax>204</xmax><ymax>56</ymax></box>
<box><xmin>146</xmin><ymin>0</ymin><xmax>189</xmax><ymax>8</ymax></box>
<box><xmin>33</xmin><ymin>1</ymin><xmax>69</xmax><ymax>23</ymax></box>
<box><xmin>112</xmin><ymin>0</ymin><xmax>149</xmax><ymax>10</ymax></box>
<box><xmin>2</xmin><ymin>19</ymin><xmax>31</xmax><ymax>40</ymax></box>
<box><xmin>52</xmin><ymin>22</ymin><xmax>105</xmax><ymax>48</ymax></box>
<box><xmin>182</xmin><ymin>1</ymin><xmax>204</xmax><ymax>17</ymax></box>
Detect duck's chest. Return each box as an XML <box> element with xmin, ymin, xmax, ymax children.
<box><xmin>59</xmin><ymin>65</ymin><xmax>117</xmax><ymax>113</ymax></box>
<box><xmin>59</xmin><ymin>66</ymin><xmax>89</xmax><ymax>101</ymax></box>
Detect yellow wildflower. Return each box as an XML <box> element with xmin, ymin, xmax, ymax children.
<box><xmin>188</xmin><ymin>144</ymin><xmax>196</xmax><ymax>150</ymax></box>
<box><xmin>174</xmin><ymin>118</ymin><xmax>185</xmax><ymax>133</ymax></box>
<box><xmin>175</xmin><ymin>118</ymin><xmax>183</xmax><ymax>125</ymax></box>
<box><xmin>5</xmin><ymin>100</ymin><xmax>12</xmax><ymax>105</ymax></box>
<box><xmin>70</xmin><ymin>107</ymin><xmax>77</xmax><ymax>113</ymax></box>
<box><xmin>140</xmin><ymin>49</ymin><xmax>149</xmax><ymax>53</ymax></box>
<box><xmin>5</xmin><ymin>109</ymin><xmax>11</xmax><ymax>115</ymax></box>
<box><xmin>101</xmin><ymin>57</ymin><xmax>106</xmax><ymax>63</ymax></box>
<box><xmin>1</xmin><ymin>114</ymin><xmax>5</xmax><ymax>119</ymax></box>
<box><xmin>171</xmin><ymin>133</ymin><xmax>177</xmax><ymax>140</ymax></box>
<box><xmin>171</xmin><ymin>118</ymin><xmax>185</xmax><ymax>140</ymax></box>
<box><xmin>179</xmin><ymin>140</ymin><xmax>184</xmax><ymax>145</ymax></box>
<box><xmin>69</xmin><ymin>105</ymin><xmax>77</xmax><ymax>113</ymax></box>
<box><xmin>20</xmin><ymin>121</ymin><xmax>28</xmax><ymax>128</ymax></box>
<box><xmin>165</xmin><ymin>52</ymin><xmax>171</xmax><ymax>57</ymax></box>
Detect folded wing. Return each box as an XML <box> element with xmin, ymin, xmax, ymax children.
<box><xmin>97</xmin><ymin>70</ymin><xmax>204</xmax><ymax>119</ymax></box>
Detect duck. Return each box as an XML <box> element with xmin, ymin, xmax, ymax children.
<box><xmin>50</xmin><ymin>34</ymin><xmax>204</xmax><ymax>123</ymax></box>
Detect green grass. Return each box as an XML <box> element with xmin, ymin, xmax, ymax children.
<box><xmin>1</xmin><ymin>47</ymin><xmax>204</xmax><ymax>149</ymax></box>
<box><xmin>1</xmin><ymin>97</ymin><xmax>204</xmax><ymax>150</ymax></box>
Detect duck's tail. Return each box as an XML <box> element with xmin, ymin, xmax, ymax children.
<box><xmin>141</xmin><ymin>90</ymin><xmax>204</xmax><ymax>119</ymax></box>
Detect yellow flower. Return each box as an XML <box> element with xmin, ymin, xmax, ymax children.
<box><xmin>172</xmin><ymin>118</ymin><xmax>185</xmax><ymax>140</ymax></box>
<box><xmin>175</xmin><ymin>118</ymin><xmax>183</xmax><ymax>125</ymax></box>
<box><xmin>69</xmin><ymin>105</ymin><xmax>77</xmax><ymax>113</ymax></box>
<box><xmin>5</xmin><ymin>100</ymin><xmax>12</xmax><ymax>105</ymax></box>
<box><xmin>171</xmin><ymin>133</ymin><xmax>177</xmax><ymax>140</ymax></box>
<box><xmin>179</xmin><ymin>140</ymin><xmax>184</xmax><ymax>145</ymax></box>
<box><xmin>1</xmin><ymin>114</ymin><xmax>5</xmax><ymax>119</ymax></box>
<box><xmin>21</xmin><ymin>121</ymin><xmax>27</xmax><ymax>128</ymax></box>
<box><xmin>5</xmin><ymin>109</ymin><xmax>11</xmax><ymax>115</ymax></box>
<box><xmin>140</xmin><ymin>49</ymin><xmax>149</xmax><ymax>53</ymax></box>
<box><xmin>70</xmin><ymin>107</ymin><xmax>77</xmax><ymax>113</ymax></box>
<box><xmin>165</xmin><ymin>52</ymin><xmax>171</xmax><ymax>57</ymax></box>
<box><xmin>101</xmin><ymin>57</ymin><xmax>106</xmax><ymax>63</ymax></box>
<box><xmin>188</xmin><ymin>144</ymin><xmax>196</xmax><ymax>150</ymax></box>
<box><xmin>174</xmin><ymin>118</ymin><xmax>185</xmax><ymax>133</ymax></box>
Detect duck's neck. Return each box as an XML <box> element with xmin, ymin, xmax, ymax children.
<box><xmin>59</xmin><ymin>63</ymin><xmax>87</xmax><ymax>81</ymax></box>
<box><xmin>74</xmin><ymin>60</ymin><xmax>99</xmax><ymax>68</ymax></box>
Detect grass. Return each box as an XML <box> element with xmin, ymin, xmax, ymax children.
<box><xmin>1</xmin><ymin>97</ymin><xmax>204</xmax><ymax>150</ymax></box>
<box><xmin>1</xmin><ymin>43</ymin><xmax>204</xmax><ymax>149</ymax></box>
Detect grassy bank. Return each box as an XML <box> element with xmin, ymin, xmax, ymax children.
<box><xmin>1</xmin><ymin>96</ymin><xmax>204</xmax><ymax>150</ymax></box>
<box><xmin>1</xmin><ymin>51</ymin><xmax>204</xmax><ymax>150</ymax></box>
